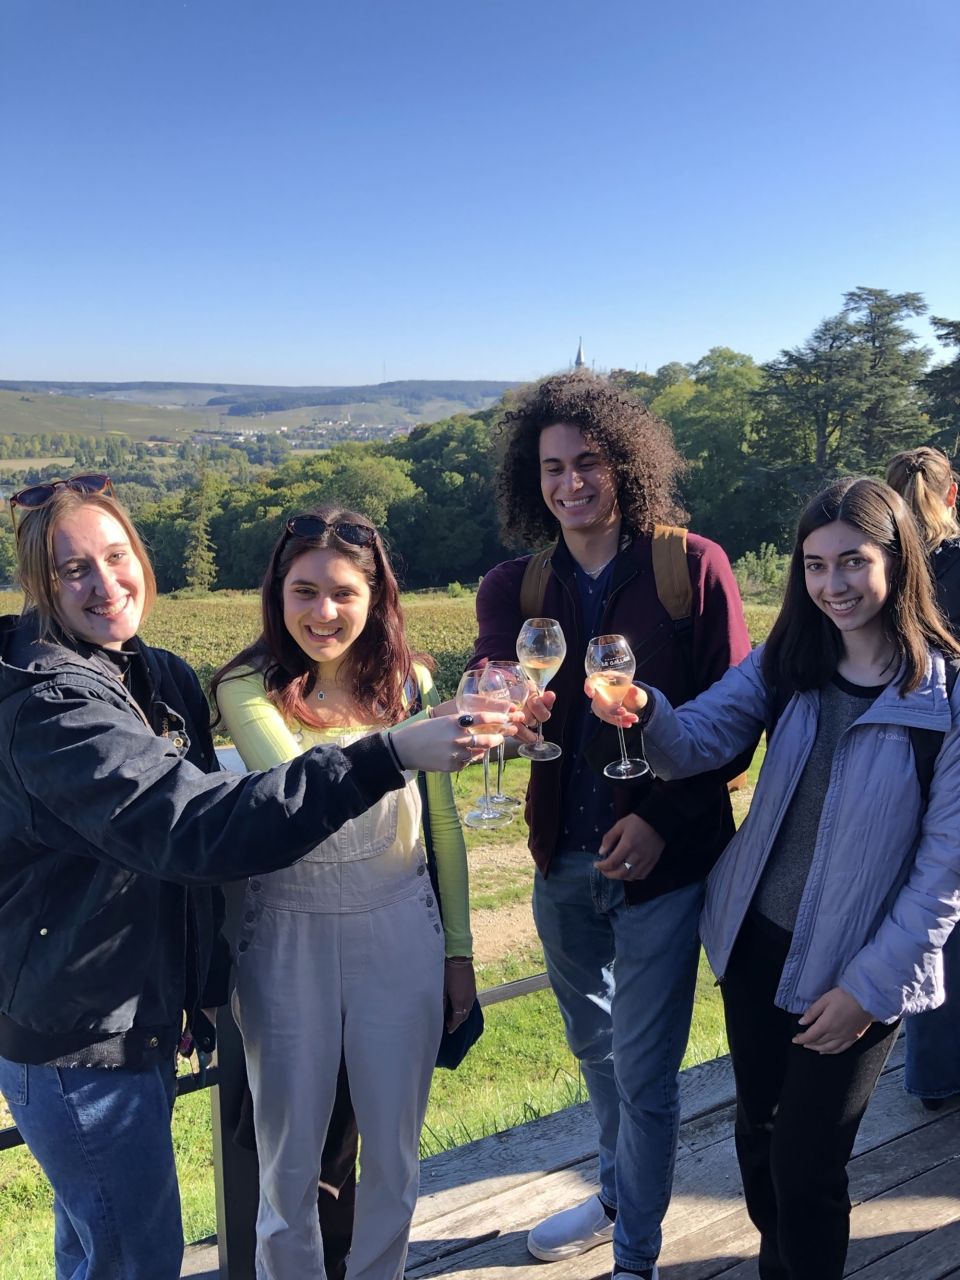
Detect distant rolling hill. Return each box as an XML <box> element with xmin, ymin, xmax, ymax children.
<box><xmin>0</xmin><ymin>379</ymin><xmax>519</xmax><ymax>440</ymax></box>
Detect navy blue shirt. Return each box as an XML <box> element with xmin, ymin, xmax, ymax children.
<box><xmin>559</xmin><ymin>559</ymin><xmax>617</xmax><ymax>853</ymax></box>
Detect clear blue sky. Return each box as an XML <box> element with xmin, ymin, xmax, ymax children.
<box><xmin>2</xmin><ymin>0</ymin><xmax>957</xmax><ymax>385</ymax></box>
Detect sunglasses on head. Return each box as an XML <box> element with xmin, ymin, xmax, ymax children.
<box><xmin>9</xmin><ymin>474</ymin><xmax>115</xmax><ymax>532</ymax></box>
<box><xmin>284</xmin><ymin>514</ymin><xmax>377</xmax><ymax>548</ymax></box>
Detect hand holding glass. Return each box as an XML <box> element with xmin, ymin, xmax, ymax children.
<box><xmin>584</xmin><ymin>634</ymin><xmax>649</xmax><ymax>779</ymax></box>
<box><xmin>516</xmin><ymin>618</ymin><xmax>566</xmax><ymax>762</ymax></box>
<box><xmin>456</xmin><ymin>667</ymin><xmax>514</xmax><ymax>829</ymax></box>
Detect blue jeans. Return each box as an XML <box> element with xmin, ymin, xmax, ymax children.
<box><xmin>904</xmin><ymin>924</ymin><xmax>960</xmax><ymax>1099</ymax></box>
<box><xmin>0</xmin><ymin>1055</ymin><xmax>182</xmax><ymax>1280</ymax></box>
<box><xmin>533</xmin><ymin>852</ymin><xmax>703</xmax><ymax>1273</ymax></box>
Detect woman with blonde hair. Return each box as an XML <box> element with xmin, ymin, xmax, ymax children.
<box><xmin>0</xmin><ymin>475</ymin><xmax>506</xmax><ymax>1280</ymax></box>
<box><xmin>886</xmin><ymin>446</ymin><xmax>960</xmax><ymax>622</ymax></box>
<box><xmin>887</xmin><ymin>445</ymin><xmax>960</xmax><ymax>1111</ymax></box>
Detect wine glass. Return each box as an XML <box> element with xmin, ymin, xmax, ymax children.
<box><xmin>482</xmin><ymin>662</ymin><xmax>529</xmax><ymax>808</ymax></box>
<box><xmin>456</xmin><ymin>667</ymin><xmax>514</xmax><ymax>830</ymax></box>
<box><xmin>516</xmin><ymin>618</ymin><xmax>566</xmax><ymax>762</ymax></box>
<box><xmin>584</xmin><ymin>634</ymin><xmax>649</xmax><ymax>779</ymax></box>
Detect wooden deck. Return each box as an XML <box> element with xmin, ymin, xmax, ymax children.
<box><xmin>182</xmin><ymin>1039</ymin><xmax>960</xmax><ymax>1279</ymax></box>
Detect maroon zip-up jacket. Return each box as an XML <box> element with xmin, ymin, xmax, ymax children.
<box><xmin>470</xmin><ymin>531</ymin><xmax>753</xmax><ymax>902</ymax></box>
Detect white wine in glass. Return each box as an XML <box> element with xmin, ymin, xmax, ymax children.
<box><xmin>584</xmin><ymin>634</ymin><xmax>649</xmax><ymax>779</ymax></box>
<box><xmin>516</xmin><ymin>618</ymin><xmax>566</xmax><ymax>762</ymax></box>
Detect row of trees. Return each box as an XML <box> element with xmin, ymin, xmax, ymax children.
<box><xmin>611</xmin><ymin>288</ymin><xmax>959</xmax><ymax>557</ymax></box>
<box><xmin>2</xmin><ymin>288</ymin><xmax>959</xmax><ymax>592</ymax></box>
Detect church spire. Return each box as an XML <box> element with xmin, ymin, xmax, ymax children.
<box><xmin>574</xmin><ymin>337</ymin><xmax>586</xmax><ymax>369</ymax></box>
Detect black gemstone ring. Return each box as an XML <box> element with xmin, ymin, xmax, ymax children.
<box><xmin>457</xmin><ymin>714</ymin><xmax>475</xmax><ymax>727</ymax></box>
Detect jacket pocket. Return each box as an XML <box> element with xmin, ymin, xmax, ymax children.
<box><xmin>0</xmin><ymin>1059</ymin><xmax>28</xmax><ymax>1107</ymax></box>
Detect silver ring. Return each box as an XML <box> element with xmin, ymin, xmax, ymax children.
<box><xmin>469</xmin><ymin>734</ymin><xmax>478</xmax><ymax>749</ymax></box>
<box><xmin>623</xmin><ymin>861</ymin><xmax>633</xmax><ymax>871</ymax></box>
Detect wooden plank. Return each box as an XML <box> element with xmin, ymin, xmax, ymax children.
<box><xmin>410</xmin><ymin>1079</ymin><xmax>960</xmax><ymax>1280</ymax></box>
<box><xmin>702</xmin><ymin>1116</ymin><xmax>960</xmax><ymax>1280</ymax></box>
<box><xmin>847</xmin><ymin>1214</ymin><xmax>960</xmax><ymax>1278</ymax></box>
<box><xmin>414</xmin><ymin>1054</ymin><xmax>737</xmax><ymax>1227</ymax></box>
<box><xmin>180</xmin><ymin>1239</ymin><xmax>218</xmax><ymax>1279</ymax></box>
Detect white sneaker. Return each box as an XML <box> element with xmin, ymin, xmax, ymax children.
<box><xmin>527</xmin><ymin>1193</ymin><xmax>615</xmax><ymax>1261</ymax></box>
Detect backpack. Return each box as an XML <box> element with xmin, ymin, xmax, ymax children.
<box><xmin>520</xmin><ymin>527</ymin><xmax>748</xmax><ymax>792</ymax></box>
<box><xmin>519</xmin><ymin>524</ymin><xmax>692</xmax><ymax>642</ymax></box>
<box><xmin>765</xmin><ymin>658</ymin><xmax>960</xmax><ymax>808</ymax></box>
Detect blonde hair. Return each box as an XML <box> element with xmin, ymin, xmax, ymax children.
<box><xmin>885</xmin><ymin>447</ymin><xmax>959</xmax><ymax>551</ymax></box>
<box><xmin>15</xmin><ymin>490</ymin><xmax>157</xmax><ymax>642</ymax></box>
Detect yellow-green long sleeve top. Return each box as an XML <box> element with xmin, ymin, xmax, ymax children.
<box><xmin>215</xmin><ymin>663</ymin><xmax>472</xmax><ymax>957</ymax></box>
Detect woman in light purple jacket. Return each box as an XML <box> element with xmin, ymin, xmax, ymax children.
<box><xmin>589</xmin><ymin>477</ymin><xmax>960</xmax><ymax>1280</ymax></box>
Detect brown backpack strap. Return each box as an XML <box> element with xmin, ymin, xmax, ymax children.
<box><xmin>650</xmin><ymin>524</ymin><xmax>745</xmax><ymax>790</ymax></box>
<box><xmin>519</xmin><ymin>543</ymin><xmax>556</xmax><ymax>620</ymax></box>
<box><xmin>651</xmin><ymin>524</ymin><xmax>692</xmax><ymax>621</ymax></box>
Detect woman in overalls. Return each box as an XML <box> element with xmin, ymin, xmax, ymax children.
<box><xmin>212</xmin><ymin>506</ymin><xmax>475</xmax><ymax>1280</ymax></box>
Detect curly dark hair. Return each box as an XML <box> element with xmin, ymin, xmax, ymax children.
<box><xmin>494</xmin><ymin>370</ymin><xmax>686</xmax><ymax>548</ymax></box>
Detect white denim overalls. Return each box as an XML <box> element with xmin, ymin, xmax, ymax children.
<box><xmin>234</xmin><ymin>730</ymin><xmax>445</xmax><ymax>1280</ymax></box>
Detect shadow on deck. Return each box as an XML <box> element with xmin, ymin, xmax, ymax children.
<box><xmin>182</xmin><ymin>1039</ymin><xmax>960</xmax><ymax>1279</ymax></box>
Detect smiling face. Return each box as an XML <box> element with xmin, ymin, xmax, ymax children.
<box><xmin>802</xmin><ymin>519</ymin><xmax>892</xmax><ymax>642</ymax></box>
<box><xmin>52</xmin><ymin>505</ymin><xmax>147</xmax><ymax>649</ymax></box>
<box><xmin>281</xmin><ymin>547</ymin><xmax>373</xmax><ymax>673</ymax></box>
<box><xmin>538</xmin><ymin>423</ymin><xmax>621</xmax><ymax>536</ymax></box>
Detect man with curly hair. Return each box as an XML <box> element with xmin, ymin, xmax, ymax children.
<box><xmin>468</xmin><ymin>370</ymin><xmax>751</xmax><ymax>1280</ymax></box>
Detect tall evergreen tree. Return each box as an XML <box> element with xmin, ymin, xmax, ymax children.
<box><xmin>754</xmin><ymin>289</ymin><xmax>930</xmax><ymax>543</ymax></box>
<box><xmin>924</xmin><ymin>316</ymin><xmax>960</xmax><ymax>452</ymax></box>
<box><xmin>182</xmin><ymin>471</ymin><xmax>218</xmax><ymax>592</ymax></box>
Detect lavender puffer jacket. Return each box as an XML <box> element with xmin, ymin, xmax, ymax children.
<box><xmin>641</xmin><ymin>644</ymin><xmax>960</xmax><ymax>1022</ymax></box>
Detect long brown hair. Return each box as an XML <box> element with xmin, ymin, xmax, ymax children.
<box><xmin>211</xmin><ymin>505</ymin><xmax>418</xmax><ymax>728</ymax></box>
<box><xmin>885</xmin><ymin>446</ymin><xmax>959</xmax><ymax>551</ymax></box>
<box><xmin>495</xmin><ymin>370</ymin><xmax>686</xmax><ymax>548</ymax></box>
<box><xmin>763</xmin><ymin>477</ymin><xmax>960</xmax><ymax>696</ymax></box>
<box><xmin>15</xmin><ymin>489</ymin><xmax>157</xmax><ymax>642</ymax></box>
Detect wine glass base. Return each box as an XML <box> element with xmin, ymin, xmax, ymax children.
<box><xmin>485</xmin><ymin>793</ymin><xmax>523</xmax><ymax>808</ymax></box>
<box><xmin>603</xmin><ymin>759</ymin><xmax>650</xmax><ymax>780</ymax></box>
<box><xmin>518</xmin><ymin>741</ymin><xmax>562</xmax><ymax>762</ymax></box>
<box><xmin>464</xmin><ymin>808</ymin><xmax>516</xmax><ymax>830</ymax></box>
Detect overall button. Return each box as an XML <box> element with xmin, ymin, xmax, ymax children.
<box><xmin>249</xmin><ymin>881</ymin><xmax>262</xmax><ymax>893</ymax></box>
<box><xmin>243</xmin><ymin>911</ymin><xmax>256</xmax><ymax>923</ymax></box>
<box><xmin>147</xmin><ymin>1036</ymin><xmax>159</xmax><ymax>1048</ymax></box>
<box><xmin>426</xmin><ymin>896</ymin><xmax>434</xmax><ymax>907</ymax></box>
<box><xmin>238</xmin><ymin>940</ymin><xmax>249</xmax><ymax>953</ymax></box>
<box><xmin>416</xmin><ymin>865</ymin><xmax>426</xmax><ymax>876</ymax></box>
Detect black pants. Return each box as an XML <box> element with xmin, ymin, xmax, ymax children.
<box><xmin>722</xmin><ymin>911</ymin><xmax>900</xmax><ymax>1280</ymax></box>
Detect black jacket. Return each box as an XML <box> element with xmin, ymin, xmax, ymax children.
<box><xmin>932</xmin><ymin>538</ymin><xmax>960</xmax><ymax>634</ymax></box>
<box><xmin>0</xmin><ymin>614</ymin><xmax>403</xmax><ymax>1061</ymax></box>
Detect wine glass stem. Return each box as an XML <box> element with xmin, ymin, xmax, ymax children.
<box><xmin>483</xmin><ymin>749</ymin><xmax>493</xmax><ymax>812</ymax></box>
<box><xmin>616</xmin><ymin>723</ymin><xmax>629</xmax><ymax>767</ymax></box>
<box><xmin>496</xmin><ymin>741</ymin><xmax>505</xmax><ymax>795</ymax></box>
